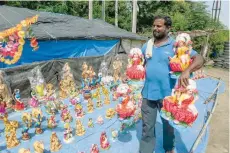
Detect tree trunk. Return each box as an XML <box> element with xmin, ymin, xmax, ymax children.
<box><xmin>89</xmin><ymin>0</ymin><xmax>93</xmax><ymax>20</ymax></box>
<box><xmin>115</xmin><ymin>0</ymin><xmax>118</xmax><ymax>27</ymax></box>
<box><xmin>102</xmin><ymin>0</ymin><xmax>105</xmax><ymax>21</ymax></box>
<box><xmin>132</xmin><ymin>0</ymin><xmax>137</xmax><ymax>33</ymax></box>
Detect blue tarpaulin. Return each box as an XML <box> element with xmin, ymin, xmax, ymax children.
<box><xmin>0</xmin><ymin>39</ymin><xmax>119</xmax><ymax>68</ymax></box>
<box><xmin>0</xmin><ymin>78</ymin><xmax>225</xmax><ymax>153</ymax></box>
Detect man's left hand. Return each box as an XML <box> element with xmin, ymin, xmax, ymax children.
<box><xmin>178</xmin><ymin>70</ymin><xmax>190</xmax><ymax>87</ymax></box>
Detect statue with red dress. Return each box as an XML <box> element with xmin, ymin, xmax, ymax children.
<box><xmin>126</xmin><ymin>48</ymin><xmax>145</xmax><ymax>80</ymax></box>
<box><xmin>13</xmin><ymin>89</ymin><xmax>25</xmax><ymax>111</ymax></box>
<box><xmin>100</xmin><ymin>131</ymin><xmax>110</xmax><ymax>150</ymax></box>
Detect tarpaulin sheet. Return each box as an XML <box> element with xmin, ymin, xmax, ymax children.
<box><xmin>0</xmin><ymin>78</ymin><xmax>224</xmax><ymax>153</ymax></box>
<box><xmin>0</xmin><ymin>6</ymin><xmax>146</xmax><ymax>41</ymax></box>
<box><xmin>0</xmin><ymin>39</ymin><xmax>119</xmax><ymax>68</ymax></box>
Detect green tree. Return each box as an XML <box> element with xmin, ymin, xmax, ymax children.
<box><xmin>5</xmin><ymin>1</ymin><xmax>229</xmax><ymax>58</ymax></box>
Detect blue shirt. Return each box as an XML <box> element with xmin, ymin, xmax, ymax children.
<box><xmin>141</xmin><ymin>37</ymin><xmax>197</xmax><ymax>101</ymax></box>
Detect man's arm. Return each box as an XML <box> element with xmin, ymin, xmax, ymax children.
<box><xmin>178</xmin><ymin>54</ymin><xmax>205</xmax><ymax>87</ymax></box>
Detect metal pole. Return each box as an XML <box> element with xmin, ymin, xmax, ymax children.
<box><xmin>89</xmin><ymin>0</ymin><xmax>93</xmax><ymax>20</ymax></box>
<box><xmin>115</xmin><ymin>0</ymin><xmax>118</xmax><ymax>27</ymax></box>
<box><xmin>214</xmin><ymin>0</ymin><xmax>219</xmax><ymax>22</ymax></box>
<box><xmin>189</xmin><ymin>79</ymin><xmax>221</xmax><ymax>153</ymax></box>
<box><xmin>132</xmin><ymin>0</ymin><xmax>137</xmax><ymax>33</ymax></box>
<box><xmin>217</xmin><ymin>0</ymin><xmax>221</xmax><ymax>23</ymax></box>
<box><xmin>212</xmin><ymin>0</ymin><xmax>216</xmax><ymax>20</ymax></box>
<box><xmin>102</xmin><ymin>0</ymin><xmax>105</xmax><ymax>21</ymax></box>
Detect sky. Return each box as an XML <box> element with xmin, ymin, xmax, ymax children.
<box><xmin>204</xmin><ymin>0</ymin><xmax>229</xmax><ymax>29</ymax></box>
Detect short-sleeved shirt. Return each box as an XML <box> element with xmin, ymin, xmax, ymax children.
<box><xmin>141</xmin><ymin>37</ymin><xmax>197</xmax><ymax>101</ymax></box>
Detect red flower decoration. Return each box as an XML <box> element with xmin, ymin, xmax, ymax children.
<box><xmin>169</xmin><ymin>62</ymin><xmax>183</xmax><ymax>72</ymax></box>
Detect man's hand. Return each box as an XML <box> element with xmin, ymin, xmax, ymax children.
<box><xmin>178</xmin><ymin>70</ymin><xmax>190</xmax><ymax>88</ymax></box>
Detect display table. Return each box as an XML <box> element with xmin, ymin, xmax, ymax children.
<box><xmin>0</xmin><ymin>78</ymin><xmax>224</xmax><ymax>153</ymax></box>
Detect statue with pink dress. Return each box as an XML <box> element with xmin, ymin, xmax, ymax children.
<box><xmin>28</xmin><ymin>90</ymin><xmax>39</xmax><ymax>108</ymax></box>
<box><xmin>100</xmin><ymin>131</ymin><xmax>110</xmax><ymax>150</ymax></box>
<box><xmin>0</xmin><ymin>95</ymin><xmax>7</xmax><ymax>119</ymax></box>
<box><xmin>90</xmin><ymin>144</ymin><xmax>99</xmax><ymax>153</ymax></box>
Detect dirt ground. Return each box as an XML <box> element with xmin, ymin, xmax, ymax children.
<box><xmin>205</xmin><ymin>67</ymin><xmax>229</xmax><ymax>153</ymax></box>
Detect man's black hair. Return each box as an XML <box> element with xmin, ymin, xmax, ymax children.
<box><xmin>153</xmin><ymin>15</ymin><xmax>172</xmax><ymax>27</ymax></box>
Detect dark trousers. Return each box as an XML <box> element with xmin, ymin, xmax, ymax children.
<box><xmin>139</xmin><ymin>99</ymin><xmax>175</xmax><ymax>153</ymax></box>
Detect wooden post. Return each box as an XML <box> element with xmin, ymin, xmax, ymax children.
<box><xmin>132</xmin><ymin>0</ymin><xmax>137</xmax><ymax>33</ymax></box>
<box><xmin>115</xmin><ymin>0</ymin><xmax>118</xmax><ymax>27</ymax></box>
<box><xmin>89</xmin><ymin>0</ymin><xmax>93</xmax><ymax>20</ymax></box>
<box><xmin>201</xmin><ymin>34</ymin><xmax>210</xmax><ymax>59</ymax></box>
<box><xmin>102</xmin><ymin>0</ymin><xmax>105</xmax><ymax>21</ymax></box>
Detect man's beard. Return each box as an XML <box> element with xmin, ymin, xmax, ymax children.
<box><xmin>153</xmin><ymin>31</ymin><xmax>167</xmax><ymax>39</ymax></box>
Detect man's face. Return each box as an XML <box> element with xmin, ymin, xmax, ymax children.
<box><xmin>152</xmin><ymin>19</ymin><xmax>170</xmax><ymax>39</ymax></box>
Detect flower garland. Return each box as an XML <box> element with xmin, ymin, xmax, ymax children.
<box><xmin>0</xmin><ymin>15</ymin><xmax>39</xmax><ymax>65</ymax></box>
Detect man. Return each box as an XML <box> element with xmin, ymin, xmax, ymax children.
<box><xmin>139</xmin><ymin>15</ymin><xmax>204</xmax><ymax>153</ymax></box>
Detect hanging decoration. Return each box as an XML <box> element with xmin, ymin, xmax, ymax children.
<box><xmin>0</xmin><ymin>15</ymin><xmax>39</xmax><ymax>65</ymax></box>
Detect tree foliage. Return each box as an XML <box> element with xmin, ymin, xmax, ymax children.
<box><xmin>4</xmin><ymin>1</ymin><xmax>229</xmax><ymax>57</ymax></box>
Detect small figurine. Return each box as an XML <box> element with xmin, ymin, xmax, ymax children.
<box><xmin>96</xmin><ymin>115</ymin><xmax>104</xmax><ymax>125</ymax></box>
<box><xmin>61</xmin><ymin>105</ymin><xmax>73</xmax><ymax>123</ymax></box>
<box><xmin>116</xmin><ymin>95</ymin><xmax>136</xmax><ymax>120</ymax></box>
<box><xmin>75</xmin><ymin>103</ymin><xmax>84</xmax><ymax>118</ymax></box>
<box><xmin>59</xmin><ymin>63</ymin><xmax>76</xmax><ymax>99</ymax></box>
<box><xmin>75</xmin><ymin>119</ymin><xmax>86</xmax><ymax>136</ymax></box>
<box><xmin>0</xmin><ymin>71</ymin><xmax>13</xmax><ymax>108</ymax></box>
<box><xmin>104</xmin><ymin>94</ymin><xmax>110</xmax><ymax>105</ymax></box>
<box><xmin>113</xmin><ymin>57</ymin><xmax>123</xmax><ymax>82</ymax></box>
<box><xmin>100</xmin><ymin>131</ymin><xmax>110</xmax><ymax>150</ymax></box>
<box><xmin>47</xmin><ymin>115</ymin><xmax>57</xmax><ymax>129</ymax></box>
<box><xmin>82</xmin><ymin>62</ymin><xmax>89</xmax><ymax>79</ymax></box>
<box><xmin>5</xmin><ymin>129</ymin><xmax>20</xmax><ymax>149</ymax></box>
<box><xmin>63</xmin><ymin>123</ymin><xmax>74</xmax><ymax>143</ymax></box>
<box><xmin>35</xmin><ymin>78</ymin><xmax>45</xmax><ymax>98</ymax></box>
<box><xmin>45</xmin><ymin>101</ymin><xmax>58</xmax><ymax>115</ymax></box>
<box><xmin>13</xmin><ymin>89</ymin><xmax>25</xmax><ymax>111</ymax></box>
<box><xmin>3</xmin><ymin>115</ymin><xmax>19</xmax><ymax>133</ymax></box>
<box><xmin>88</xmin><ymin>118</ymin><xmax>94</xmax><ymax>128</ymax></box>
<box><xmin>101</xmin><ymin>85</ymin><xmax>109</xmax><ymax>95</ymax></box>
<box><xmin>82</xmin><ymin>84</ymin><xmax>92</xmax><ymax>100</ymax></box>
<box><xmin>59</xmin><ymin>81</ymin><xmax>68</xmax><ymax>99</ymax></box>
<box><xmin>69</xmin><ymin>88</ymin><xmax>79</xmax><ymax>106</ymax></box>
<box><xmin>96</xmin><ymin>95</ymin><xmax>103</xmax><ymax>108</ymax></box>
<box><xmin>90</xmin><ymin>144</ymin><xmax>99</xmax><ymax>153</ymax></box>
<box><xmin>111</xmin><ymin>129</ymin><xmax>118</xmax><ymax>141</ymax></box>
<box><xmin>0</xmin><ymin>95</ymin><xmax>7</xmax><ymax>119</ymax></box>
<box><xmin>33</xmin><ymin>141</ymin><xmax>44</xmax><ymax>153</ymax></box>
<box><xmin>28</xmin><ymin>90</ymin><xmax>39</xmax><ymax>108</ymax></box>
<box><xmin>105</xmin><ymin>108</ymin><xmax>116</xmax><ymax>119</ymax></box>
<box><xmin>21</xmin><ymin>121</ymin><xmax>30</xmax><ymax>140</ymax></box>
<box><xmin>92</xmin><ymin>88</ymin><xmax>100</xmax><ymax>99</ymax></box>
<box><xmin>46</xmin><ymin>83</ymin><xmax>56</xmax><ymax>101</ymax></box>
<box><xmin>22</xmin><ymin>112</ymin><xmax>32</xmax><ymax>128</ymax></box>
<box><xmin>18</xmin><ymin>148</ymin><xmax>31</xmax><ymax>153</ymax></box>
<box><xmin>50</xmin><ymin>132</ymin><xmax>62</xmax><ymax>152</ymax></box>
<box><xmin>32</xmin><ymin>108</ymin><xmax>43</xmax><ymax>134</ymax></box>
<box><xmin>69</xmin><ymin>81</ymin><xmax>78</xmax><ymax>96</ymax></box>
<box><xmin>87</xmin><ymin>98</ymin><xmax>94</xmax><ymax>113</ymax></box>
